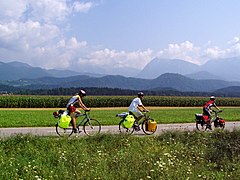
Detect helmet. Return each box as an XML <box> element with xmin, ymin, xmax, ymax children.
<box><xmin>138</xmin><ymin>92</ymin><xmax>144</xmax><ymax>97</ymax></box>
<box><xmin>210</xmin><ymin>96</ymin><xmax>215</xmax><ymax>100</ymax></box>
<box><xmin>79</xmin><ymin>89</ymin><xmax>86</xmax><ymax>97</ymax></box>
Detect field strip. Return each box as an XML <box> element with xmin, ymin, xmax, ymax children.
<box><xmin>0</xmin><ymin>106</ymin><xmax>239</xmax><ymax>110</ymax></box>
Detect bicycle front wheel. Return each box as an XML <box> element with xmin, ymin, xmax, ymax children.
<box><xmin>141</xmin><ymin>118</ymin><xmax>157</xmax><ymax>135</ymax></box>
<box><xmin>119</xmin><ymin>119</ymin><xmax>134</xmax><ymax>135</ymax></box>
<box><xmin>83</xmin><ymin>119</ymin><xmax>101</xmax><ymax>136</ymax></box>
<box><xmin>56</xmin><ymin>122</ymin><xmax>73</xmax><ymax>137</ymax></box>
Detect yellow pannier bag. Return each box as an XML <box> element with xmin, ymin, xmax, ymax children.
<box><xmin>146</xmin><ymin>120</ymin><xmax>157</xmax><ymax>132</ymax></box>
<box><xmin>59</xmin><ymin>114</ymin><xmax>72</xmax><ymax>128</ymax></box>
<box><xmin>123</xmin><ymin>115</ymin><xmax>135</xmax><ymax>128</ymax></box>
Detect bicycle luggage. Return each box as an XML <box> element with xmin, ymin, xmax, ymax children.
<box><xmin>58</xmin><ymin>114</ymin><xmax>71</xmax><ymax>128</ymax></box>
<box><xmin>123</xmin><ymin>114</ymin><xmax>135</xmax><ymax>128</ymax></box>
<box><xmin>147</xmin><ymin>120</ymin><xmax>157</xmax><ymax>132</ymax></box>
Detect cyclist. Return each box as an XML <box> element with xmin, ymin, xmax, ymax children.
<box><xmin>128</xmin><ymin>92</ymin><xmax>149</xmax><ymax>131</ymax></box>
<box><xmin>203</xmin><ymin>96</ymin><xmax>221</xmax><ymax>130</ymax></box>
<box><xmin>66</xmin><ymin>89</ymin><xmax>90</xmax><ymax>133</ymax></box>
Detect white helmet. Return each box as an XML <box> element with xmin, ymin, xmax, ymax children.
<box><xmin>79</xmin><ymin>89</ymin><xmax>86</xmax><ymax>97</ymax></box>
<box><xmin>210</xmin><ymin>96</ymin><xmax>215</xmax><ymax>100</ymax></box>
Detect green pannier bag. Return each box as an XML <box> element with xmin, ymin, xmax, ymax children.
<box><xmin>58</xmin><ymin>114</ymin><xmax>71</xmax><ymax>128</ymax></box>
<box><xmin>123</xmin><ymin>115</ymin><xmax>135</xmax><ymax>128</ymax></box>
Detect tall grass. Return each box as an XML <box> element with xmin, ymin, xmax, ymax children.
<box><xmin>1</xmin><ymin>130</ymin><xmax>240</xmax><ymax>179</ymax></box>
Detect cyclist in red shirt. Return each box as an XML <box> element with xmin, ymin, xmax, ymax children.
<box><xmin>203</xmin><ymin>96</ymin><xmax>221</xmax><ymax>130</ymax></box>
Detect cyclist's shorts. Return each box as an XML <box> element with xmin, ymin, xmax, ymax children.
<box><xmin>129</xmin><ymin>110</ymin><xmax>142</xmax><ymax>118</ymax></box>
<box><xmin>202</xmin><ymin>108</ymin><xmax>211</xmax><ymax>117</ymax></box>
<box><xmin>67</xmin><ymin>105</ymin><xmax>76</xmax><ymax>113</ymax></box>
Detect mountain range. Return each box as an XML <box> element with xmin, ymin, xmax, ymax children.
<box><xmin>137</xmin><ymin>57</ymin><xmax>240</xmax><ymax>81</ymax></box>
<box><xmin>1</xmin><ymin>58</ymin><xmax>240</xmax><ymax>94</ymax></box>
<box><xmin>1</xmin><ymin>72</ymin><xmax>240</xmax><ymax>93</ymax></box>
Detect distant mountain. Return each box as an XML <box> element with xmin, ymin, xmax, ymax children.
<box><xmin>185</xmin><ymin>71</ymin><xmax>223</xmax><ymax>80</ymax></box>
<box><xmin>0</xmin><ymin>61</ymin><xmax>105</xmax><ymax>80</ymax></box>
<box><xmin>2</xmin><ymin>73</ymin><xmax>240</xmax><ymax>92</ymax></box>
<box><xmin>47</xmin><ymin>69</ymin><xmax>105</xmax><ymax>78</ymax></box>
<box><xmin>138</xmin><ymin>58</ymin><xmax>199</xmax><ymax>79</ymax></box>
<box><xmin>201</xmin><ymin>57</ymin><xmax>240</xmax><ymax>81</ymax></box>
<box><xmin>139</xmin><ymin>57</ymin><xmax>240</xmax><ymax>81</ymax></box>
<box><xmin>147</xmin><ymin>73</ymin><xmax>239</xmax><ymax>92</ymax></box>
<box><xmin>0</xmin><ymin>61</ymin><xmax>51</xmax><ymax>80</ymax></box>
<box><xmin>213</xmin><ymin>86</ymin><xmax>240</xmax><ymax>97</ymax></box>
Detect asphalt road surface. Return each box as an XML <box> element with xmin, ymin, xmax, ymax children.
<box><xmin>1</xmin><ymin>122</ymin><xmax>240</xmax><ymax>137</ymax></box>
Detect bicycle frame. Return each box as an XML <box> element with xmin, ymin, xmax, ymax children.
<box><xmin>75</xmin><ymin>112</ymin><xmax>91</xmax><ymax>128</ymax></box>
<box><xmin>55</xmin><ymin>110</ymin><xmax>101</xmax><ymax>137</ymax></box>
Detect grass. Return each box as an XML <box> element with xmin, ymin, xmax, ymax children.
<box><xmin>1</xmin><ymin>130</ymin><xmax>240</xmax><ymax>179</ymax></box>
<box><xmin>0</xmin><ymin>107</ymin><xmax>240</xmax><ymax>127</ymax></box>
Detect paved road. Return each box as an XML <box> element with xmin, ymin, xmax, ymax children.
<box><xmin>1</xmin><ymin>122</ymin><xmax>240</xmax><ymax>137</ymax></box>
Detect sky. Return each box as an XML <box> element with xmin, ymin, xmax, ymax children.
<box><xmin>0</xmin><ymin>0</ymin><xmax>240</xmax><ymax>72</ymax></box>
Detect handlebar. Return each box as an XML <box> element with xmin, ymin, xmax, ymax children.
<box><xmin>212</xmin><ymin>110</ymin><xmax>223</xmax><ymax>113</ymax></box>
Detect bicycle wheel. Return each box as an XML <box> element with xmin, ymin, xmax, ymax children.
<box><xmin>214</xmin><ymin>120</ymin><xmax>225</xmax><ymax>130</ymax></box>
<box><xmin>83</xmin><ymin>119</ymin><xmax>101</xmax><ymax>136</ymax></box>
<box><xmin>196</xmin><ymin>121</ymin><xmax>207</xmax><ymax>131</ymax></box>
<box><xmin>119</xmin><ymin>119</ymin><xmax>134</xmax><ymax>135</ymax></box>
<box><xmin>141</xmin><ymin>118</ymin><xmax>157</xmax><ymax>135</ymax></box>
<box><xmin>56</xmin><ymin>122</ymin><xmax>74</xmax><ymax>137</ymax></box>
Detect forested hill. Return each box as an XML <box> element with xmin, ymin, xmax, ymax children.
<box><xmin>2</xmin><ymin>73</ymin><xmax>240</xmax><ymax>92</ymax></box>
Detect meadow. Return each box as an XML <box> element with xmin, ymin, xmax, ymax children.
<box><xmin>1</xmin><ymin>96</ymin><xmax>240</xmax><ymax>179</ymax></box>
<box><xmin>0</xmin><ymin>107</ymin><xmax>240</xmax><ymax>127</ymax></box>
<box><xmin>1</xmin><ymin>131</ymin><xmax>240</xmax><ymax>179</ymax></box>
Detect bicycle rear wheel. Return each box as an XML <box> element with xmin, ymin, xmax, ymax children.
<box><xmin>83</xmin><ymin>119</ymin><xmax>101</xmax><ymax>136</ymax></box>
<box><xmin>119</xmin><ymin>119</ymin><xmax>134</xmax><ymax>135</ymax></box>
<box><xmin>56</xmin><ymin>122</ymin><xmax>73</xmax><ymax>137</ymax></box>
<box><xmin>196</xmin><ymin>121</ymin><xmax>207</xmax><ymax>131</ymax></box>
<box><xmin>141</xmin><ymin>118</ymin><xmax>157</xmax><ymax>135</ymax></box>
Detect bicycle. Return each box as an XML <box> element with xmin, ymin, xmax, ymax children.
<box><xmin>54</xmin><ymin>110</ymin><xmax>101</xmax><ymax>137</ymax></box>
<box><xmin>116</xmin><ymin>111</ymin><xmax>157</xmax><ymax>135</ymax></box>
<box><xmin>195</xmin><ymin>110</ymin><xmax>225</xmax><ymax>131</ymax></box>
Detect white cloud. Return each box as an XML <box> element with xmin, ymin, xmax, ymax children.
<box><xmin>73</xmin><ymin>2</ymin><xmax>95</xmax><ymax>13</ymax></box>
<box><xmin>76</xmin><ymin>48</ymin><xmax>153</xmax><ymax>69</ymax></box>
<box><xmin>156</xmin><ymin>39</ymin><xmax>240</xmax><ymax>65</ymax></box>
<box><xmin>0</xmin><ymin>0</ymin><xmax>95</xmax><ymax>69</ymax></box>
<box><xmin>0</xmin><ymin>0</ymin><xmax>27</xmax><ymax>21</ymax></box>
<box><xmin>156</xmin><ymin>41</ymin><xmax>202</xmax><ymax>64</ymax></box>
<box><xmin>228</xmin><ymin>37</ymin><xmax>240</xmax><ymax>45</ymax></box>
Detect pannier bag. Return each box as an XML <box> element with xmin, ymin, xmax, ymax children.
<box><xmin>146</xmin><ymin>120</ymin><xmax>157</xmax><ymax>132</ymax></box>
<box><xmin>58</xmin><ymin>114</ymin><xmax>72</xmax><ymax>128</ymax></box>
<box><xmin>123</xmin><ymin>115</ymin><xmax>135</xmax><ymax>128</ymax></box>
<box><xmin>195</xmin><ymin>114</ymin><xmax>203</xmax><ymax>120</ymax></box>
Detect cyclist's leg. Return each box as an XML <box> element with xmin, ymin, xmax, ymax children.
<box><xmin>68</xmin><ymin>106</ymin><xmax>78</xmax><ymax>132</ymax></box>
<box><xmin>203</xmin><ymin>108</ymin><xmax>212</xmax><ymax>129</ymax></box>
<box><xmin>129</xmin><ymin>111</ymin><xmax>142</xmax><ymax>130</ymax></box>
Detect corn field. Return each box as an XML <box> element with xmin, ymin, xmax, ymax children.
<box><xmin>1</xmin><ymin>95</ymin><xmax>240</xmax><ymax>108</ymax></box>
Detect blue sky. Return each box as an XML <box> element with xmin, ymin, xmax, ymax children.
<box><xmin>0</xmin><ymin>0</ymin><xmax>240</xmax><ymax>72</ymax></box>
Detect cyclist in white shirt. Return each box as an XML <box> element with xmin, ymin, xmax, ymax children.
<box><xmin>128</xmin><ymin>92</ymin><xmax>149</xmax><ymax>130</ymax></box>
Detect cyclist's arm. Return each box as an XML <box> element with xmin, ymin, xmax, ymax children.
<box><xmin>78</xmin><ymin>97</ymin><xmax>90</xmax><ymax>111</ymax></box>
<box><xmin>213</xmin><ymin>103</ymin><xmax>220</xmax><ymax>111</ymax></box>
<box><xmin>138</xmin><ymin>104</ymin><xmax>149</xmax><ymax>112</ymax></box>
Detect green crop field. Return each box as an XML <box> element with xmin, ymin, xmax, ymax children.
<box><xmin>1</xmin><ymin>95</ymin><xmax>240</xmax><ymax>108</ymax></box>
<box><xmin>0</xmin><ymin>107</ymin><xmax>239</xmax><ymax>127</ymax></box>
